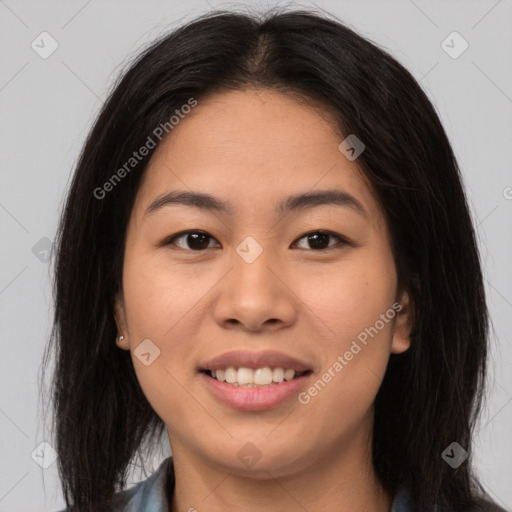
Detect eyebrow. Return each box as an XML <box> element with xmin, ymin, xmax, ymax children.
<box><xmin>144</xmin><ymin>189</ymin><xmax>368</xmax><ymax>219</ymax></box>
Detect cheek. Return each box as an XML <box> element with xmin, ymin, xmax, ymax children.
<box><xmin>293</xmin><ymin>246</ymin><xmax>397</xmax><ymax>421</ymax></box>
<box><xmin>295</xmin><ymin>247</ymin><xmax>397</xmax><ymax>345</ymax></box>
<box><xmin>121</xmin><ymin>247</ymin><xmax>193</xmax><ymax>352</ymax></box>
<box><xmin>121</xmin><ymin>250</ymin><xmax>206</xmax><ymax>421</ymax></box>
<box><xmin>122</xmin><ymin>245</ymin><xmax>206</xmax><ymax>339</ymax></box>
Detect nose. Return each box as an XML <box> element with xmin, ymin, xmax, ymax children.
<box><xmin>212</xmin><ymin>243</ymin><xmax>297</xmax><ymax>333</ymax></box>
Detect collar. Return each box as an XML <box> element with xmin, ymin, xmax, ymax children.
<box><xmin>111</xmin><ymin>456</ymin><xmax>416</xmax><ymax>512</ymax></box>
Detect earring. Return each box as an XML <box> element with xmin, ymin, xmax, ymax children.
<box><xmin>118</xmin><ymin>335</ymin><xmax>125</xmax><ymax>342</ymax></box>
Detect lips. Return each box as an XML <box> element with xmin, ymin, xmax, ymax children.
<box><xmin>200</xmin><ymin>370</ymin><xmax>313</xmax><ymax>411</ymax></box>
<box><xmin>199</xmin><ymin>349</ymin><xmax>313</xmax><ymax>373</ymax></box>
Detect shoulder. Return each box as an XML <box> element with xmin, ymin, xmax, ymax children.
<box><xmin>55</xmin><ymin>457</ymin><xmax>174</xmax><ymax>512</ymax></box>
<box><xmin>391</xmin><ymin>488</ymin><xmax>418</xmax><ymax>512</ymax></box>
<box><xmin>109</xmin><ymin>457</ymin><xmax>174</xmax><ymax>511</ymax></box>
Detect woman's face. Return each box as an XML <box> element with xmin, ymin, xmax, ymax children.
<box><xmin>115</xmin><ymin>89</ymin><xmax>412</xmax><ymax>476</ymax></box>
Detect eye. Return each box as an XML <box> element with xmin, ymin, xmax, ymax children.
<box><xmin>292</xmin><ymin>230</ymin><xmax>347</xmax><ymax>251</ymax></box>
<box><xmin>165</xmin><ymin>231</ymin><xmax>220</xmax><ymax>251</ymax></box>
<box><xmin>163</xmin><ymin>230</ymin><xmax>348</xmax><ymax>252</ymax></box>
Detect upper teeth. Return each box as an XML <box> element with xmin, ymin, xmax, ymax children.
<box><xmin>212</xmin><ymin>367</ymin><xmax>300</xmax><ymax>386</ymax></box>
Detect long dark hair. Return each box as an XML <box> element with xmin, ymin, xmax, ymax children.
<box><xmin>43</xmin><ymin>7</ymin><xmax>494</xmax><ymax>511</ymax></box>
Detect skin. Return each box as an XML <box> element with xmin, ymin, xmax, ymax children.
<box><xmin>115</xmin><ymin>89</ymin><xmax>413</xmax><ymax>512</ymax></box>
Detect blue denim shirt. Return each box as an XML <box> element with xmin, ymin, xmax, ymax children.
<box><xmin>60</xmin><ymin>456</ymin><xmax>508</xmax><ymax>511</ymax></box>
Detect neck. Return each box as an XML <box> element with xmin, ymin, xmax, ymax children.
<box><xmin>168</xmin><ymin>425</ymin><xmax>392</xmax><ymax>512</ymax></box>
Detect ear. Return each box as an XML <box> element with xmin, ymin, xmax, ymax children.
<box><xmin>114</xmin><ymin>293</ymin><xmax>130</xmax><ymax>351</ymax></box>
<box><xmin>390</xmin><ymin>288</ymin><xmax>414</xmax><ymax>355</ymax></box>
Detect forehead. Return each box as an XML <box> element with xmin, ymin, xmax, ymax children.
<box><xmin>133</xmin><ymin>89</ymin><xmax>383</xmax><ymax>226</ymax></box>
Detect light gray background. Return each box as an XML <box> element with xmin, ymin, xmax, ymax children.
<box><xmin>1</xmin><ymin>1</ymin><xmax>511</xmax><ymax>510</ymax></box>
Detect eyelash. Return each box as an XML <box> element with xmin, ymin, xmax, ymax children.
<box><xmin>163</xmin><ymin>230</ymin><xmax>349</xmax><ymax>252</ymax></box>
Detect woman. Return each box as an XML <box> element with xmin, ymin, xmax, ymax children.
<box><xmin>45</xmin><ymin>7</ymin><xmax>507</xmax><ymax>512</ymax></box>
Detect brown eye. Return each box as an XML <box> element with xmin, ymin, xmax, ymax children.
<box><xmin>166</xmin><ymin>231</ymin><xmax>220</xmax><ymax>251</ymax></box>
<box><xmin>293</xmin><ymin>231</ymin><xmax>346</xmax><ymax>251</ymax></box>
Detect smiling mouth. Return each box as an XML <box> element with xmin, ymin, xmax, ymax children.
<box><xmin>200</xmin><ymin>367</ymin><xmax>313</xmax><ymax>388</ymax></box>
